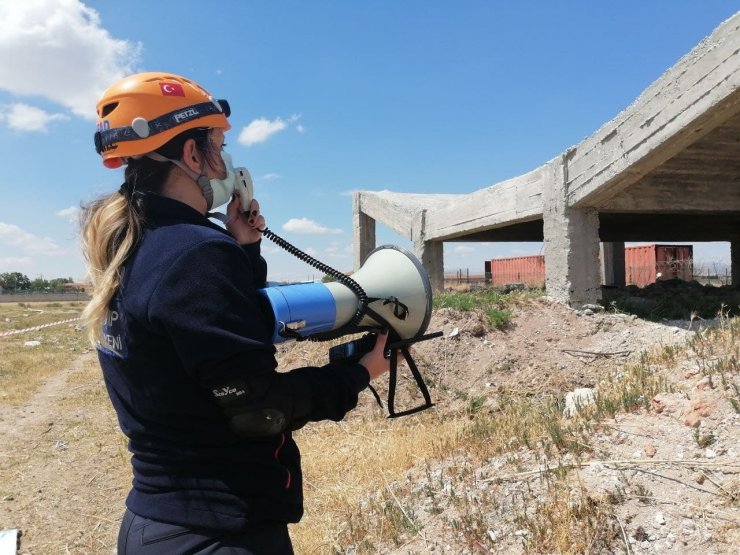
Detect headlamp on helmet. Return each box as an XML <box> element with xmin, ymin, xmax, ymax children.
<box><xmin>93</xmin><ymin>72</ymin><xmax>231</xmax><ymax>168</ymax></box>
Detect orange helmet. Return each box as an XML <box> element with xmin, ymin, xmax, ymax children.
<box><xmin>94</xmin><ymin>72</ymin><xmax>231</xmax><ymax>168</ymax></box>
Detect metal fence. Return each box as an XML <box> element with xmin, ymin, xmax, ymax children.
<box><xmin>448</xmin><ymin>259</ymin><xmax>733</xmax><ymax>289</ymax></box>
<box><xmin>692</xmin><ymin>262</ymin><xmax>733</xmax><ymax>286</ymax></box>
<box><xmin>444</xmin><ymin>270</ymin><xmax>487</xmax><ymax>288</ymax></box>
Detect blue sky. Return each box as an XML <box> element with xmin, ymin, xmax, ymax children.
<box><xmin>0</xmin><ymin>1</ymin><xmax>736</xmax><ymax>283</ymax></box>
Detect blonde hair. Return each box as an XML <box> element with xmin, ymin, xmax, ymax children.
<box><xmin>81</xmin><ymin>127</ymin><xmax>215</xmax><ymax>346</ymax></box>
<box><xmin>80</xmin><ymin>192</ymin><xmax>144</xmax><ymax>346</ymax></box>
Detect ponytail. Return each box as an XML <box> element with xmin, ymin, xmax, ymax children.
<box><xmin>80</xmin><ymin>192</ymin><xmax>145</xmax><ymax>346</ymax></box>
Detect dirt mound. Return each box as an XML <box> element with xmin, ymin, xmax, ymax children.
<box><xmin>351</xmin><ymin>297</ymin><xmax>740</xmax><ymax>554</ymax></box>
<box><xmin>371</xmin><ymin>296</ymin><xmax>692</xmax><ymax>414</ymax></box>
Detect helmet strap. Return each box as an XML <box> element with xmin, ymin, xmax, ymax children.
<box><xmin>147</xmin><ymin>152</ymin><xmax>214</xmax><ymax>208</ymax></box>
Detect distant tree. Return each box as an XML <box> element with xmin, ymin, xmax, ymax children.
<box><xmin>49</xmin><ymin>277</ymin><xmax>73</xmax><ymax>293</ymax></box>
<box><xmin>321</xmin><ymin>274</ymin><xmax>337</xmax><ymax>283</ymax></box>
<box><xmin>0</xmin><ymin>272</ymin><xmax>31</xmax><ymax>291</ymax></box>
<box><xmin>31</xmin><ymin>277</ymin><xmax>50</xmax><ymax>292</ymax></box>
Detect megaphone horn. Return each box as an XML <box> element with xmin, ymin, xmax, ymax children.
<box><xmin>258</xmin><ymin>245</ymin><xmax>433</xmax><ymax>344</ymax></box>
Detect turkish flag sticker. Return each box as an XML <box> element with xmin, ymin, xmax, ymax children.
<box><xmin>159</xmin><ymin>82</ymin><xmax>185</xmax><ymax>97</ymax></box>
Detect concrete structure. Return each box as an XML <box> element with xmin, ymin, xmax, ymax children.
<box><xmin>353</xmin><ymin>13</ymin><xmax>740</xmax><ymax>305</ymax></box>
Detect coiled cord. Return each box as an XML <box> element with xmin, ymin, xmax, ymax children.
<box><xmin>260</xmin><ymin>227</ymin><xmax>369</xmax><ymax>334</ymax></box>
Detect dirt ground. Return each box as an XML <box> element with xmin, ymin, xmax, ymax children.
<box><xmin>371</xmin><ymin>298</ymin><xmax>740</xmax><ymax>554</ymax></box>
<box><xmin>0</xmin><ymin>295</ymin><xmax>738</xmax><ymax>554</ymax></box>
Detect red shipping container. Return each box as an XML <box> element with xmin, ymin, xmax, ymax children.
<box><xmin>485</xmin><ymin>244</ymin><xmax>693</xmax><ymax>288</ymax></box>
<box><xmin>489</xmin><ymin>255</ymin><xmax>545</xmax><ymax>287</ymax></box>
<box><xmin>625</xmin><ymin>244</ymin><xmax>693</xmax><ymax>286</ymax></box>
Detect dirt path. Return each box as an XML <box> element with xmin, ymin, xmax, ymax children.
<box><xmin>0</xmin><ymin>352</ymin><xmax>94</xmax><ymax>442</ymax></box>
<box><xmin>0</xmin><ymin>352</ymin><xmax>128</xmax><ymax>554</ymax></box>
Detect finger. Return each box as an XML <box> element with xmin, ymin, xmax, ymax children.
<box><xmin>374</xmin><ymin>330</ymin><xmax>389</xmax><ymax>354</ymax></box>
<box><xmin>249</xmin><ymin>198</ymin><xmax>261</xmax><ymax>213</ymax></box>
<box><xmin>249</xmin><ymin>215</ymin><xmax>266</xmax><ymax>229</ymax></box>
<box><xmin>227</xmin><ymin>195</ymin><xmax>239</xmax><ymax>215</ymax></box>
<box><xmin>225</xmin><ymin>196</ymin><xmax>242</xmax><ymax>224</ymax></box>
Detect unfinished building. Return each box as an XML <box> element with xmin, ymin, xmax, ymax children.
<box><xmin>353</xmin><ymin>13</ymin><xmax>740</xmax><ymax>306</ymax></box>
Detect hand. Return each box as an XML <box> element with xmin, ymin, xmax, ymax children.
<box><xmin>227</xmin><ymin>196</ymin><xmax>265</xmax><ymax>245</ymax></box>
<box><xmin>358</xmin><ymin>330</ymin><xmax>404</xmax><ymax>381</ymax></box>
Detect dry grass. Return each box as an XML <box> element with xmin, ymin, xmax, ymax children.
<box><xmin>292</xmin><ymin>413</ymin><xmax>465</xmax><ymax>552</ymax></box>
<box><xmin>512</xmin><ymin>481</ymin><xmax>620</xmax><ymax>554</ymax></box>
<box><xmin>0</xmin><ymin>314</ymin><xmax>127</xmax><ymax>554</ymax></box>
<box><xmin>2</xmin><ymin>299</ymin><xmax>739</xmax><ymax>553</ymax></box>
<box><xmin>288</xmin><ymin>316</ymin><xmax>740</xmax><ymax>553</ymax></box>
<box><xmin>0</xmin><ymin>301</ymin><xmax>88</xmax><ymax>405</ymax></box>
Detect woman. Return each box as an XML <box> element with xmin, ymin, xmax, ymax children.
<box><xmin>81</xmin><ymin>72</ymin><xmax>392</xmax><ymax>554</ymax></box>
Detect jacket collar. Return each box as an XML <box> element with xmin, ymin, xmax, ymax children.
<box><xmin>142</xmin><ymin>194</ymin><xmax>229</xmax><ymax>235</ymax></box>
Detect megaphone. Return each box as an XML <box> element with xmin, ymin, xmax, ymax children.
<box><xmin>258</xmin><ymin>245</ymin><xmax>432</xmax><ymax>344</ymax></box>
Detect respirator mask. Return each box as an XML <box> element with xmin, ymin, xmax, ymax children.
<box><xmin>204</xmin><ymin>151</ymin><xmax>253</xmax><ymax>211</ymax></box>
<box><xmin>149</xmin><ymin>149</ymin><xmax>254</xmax><ymax>213</ymax></box>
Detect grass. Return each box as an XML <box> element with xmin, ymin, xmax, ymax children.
<box><xmin>433</xmin><ymin>287</ymin><xmax>543</xmax><ymax>330</ymax></box>
<box><xmin>512</xmin><ymin>482</ymin><xmax>620</xmax><ymax>554</ymax></box>
<box><xmin>291</xmin><ymin>349</ymin><xmax>685</xmax><ymax>552</ymax></box>
<box><xmin>0</xmin><ymin>301</ymin><xmax>88</xmax><ymax>405</ymax></box>
<box><xmin>433</xmin><ymin>287</ymin><xmax>543</xmax><ymax>311</ymax></box>
<box><xmin>0</xmin><ymin>309</ymin><xmax>126</xmax><ymax>554</ymax></box>
<box><xmin>3</xmin><ymin>297</ymin><xmax>739</xmax><ymax>553</ymax></box>
<box><xmin>293</xmin><ymin>312</ymin><xmax>740</xmax><ymax>553</ymax></box>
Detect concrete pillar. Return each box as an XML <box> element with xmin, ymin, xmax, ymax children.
<box><xmin>732</xmin><ymin>240</ymin><xmax>740</xmax><ymax>288</ymax></box>
<box><xmin>353</xmin><ymin>194</ymin><xmax>376</xmax><ymax>271</ymax></box>
<box><xmin>412</xmin><ymin>210</ymin><xmax>444</xmax><ymax>293</ymax></box>
<box><xmin>601</xmin><ymin>242</ymin><xmax>626</xmax><ymax>287</ymax></box>
<box><xmin>542</xmin><ymin>155</ymin><xmax>602</xmax><ymax>306</ymax></box>
<box><xmin>416</xmin><ymin>240</ymin><xmax>444</xmax><ymax>293</ymax></box>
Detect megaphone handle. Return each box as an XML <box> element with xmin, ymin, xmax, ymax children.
<box><xmin>387</xmin><ymin>346</ymin><xmax>435</xmax><ymax>418</ymax></box>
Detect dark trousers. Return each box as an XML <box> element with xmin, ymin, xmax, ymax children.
<box><xmin>118</xmin><ymin>509</ymin><xmax>294</xmax><ymax>554</ymax></box>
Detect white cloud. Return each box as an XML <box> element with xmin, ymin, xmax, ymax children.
<box><xmin>0</xmin><ymin>1</ymin><xmax>141</xmax><ymax>119</ymax></box>
<box><xmin>453</xmin><ymin>245</ymin><xmax>476</xmax><ymax>255</ymax></box>
<box><xmin>261</xmin><ymin>173</ymin><xmax>282</xmax><ymax>181</ymax></box>
<box><xmin>0</xmin><ymin>256</ymin><xmax>33</xmax><ymax>268</ymax></box>
<box><xmin>261</xmin><ymin>245</ymin><xmax>283</xmax><ymax>255</ymax></box>
<box><xmin>0</xmin><ymin>222</ymin><xmax>65</xmax><ymax>255</ymax></box>
<box><xmin>1</xmin><ymin>103</ymin><xmax>69</xmax><ymax>132</ymax></box>
<box><xmin>56</xmin><ymin>206</ymin><xmax>80</xmax><ymax>224</ymax></box>
<box><xmin>324</xmin><ymin>242</ymin><xmax>350</xmax><ymax>258</ymax></box>
<box><xmin>282</xmin><ymin>218</ymin><xmax>343</xmax><ymax>235</ymax></box>
<box><xmin>296</xmin><ymin>124</ymin><xmax>306</xmax><ymax>133</ymax></box>
<box><xmin>238</xmin><ymin>114</ymin><xmax>301</xmax><ymax>146</ymax></box>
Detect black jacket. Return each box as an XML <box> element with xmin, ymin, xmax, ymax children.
<box><xmin>97</xmin><ymin>194</ymin><xmax>369</xmax><ymax>531</ymax></box>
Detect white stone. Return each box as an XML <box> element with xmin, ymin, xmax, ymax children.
<box><xmin>24</xmin><ymin>340</ymin><xmax>41</xmax><ymax>347</ymax></box>
<box><xmin>563</xmin><ymin>388</ymin><xmax>597</xmax><ymax>417</ymax></box>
